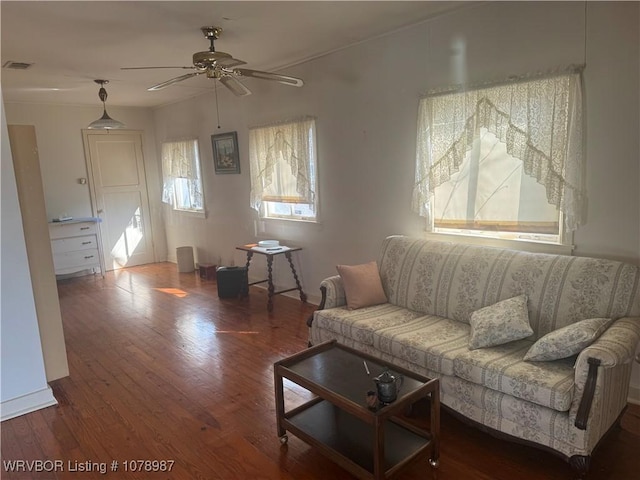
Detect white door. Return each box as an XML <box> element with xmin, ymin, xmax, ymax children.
<box><xmin>83</xmin><ymin>130</ymin><xmax>155</xmax><ymax>270</ymax></box>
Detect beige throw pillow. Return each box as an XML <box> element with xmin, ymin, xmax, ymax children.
<box><xmin>468</xmin><ymin>294</ymin><xmax>533</xmax><ymax>349</ymax></box>
<box><xmin>524</xmin><ymin>318</ymin><xmax>612</xmax><ymax>362</ymax></box>
<box><xmin>336</xmin><ymin>261</ymin><xmax>387</xmax><ymax>310</ymax></box>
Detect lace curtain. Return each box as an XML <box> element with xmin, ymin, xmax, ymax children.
<box><xmin>412</xmin><ymin>71</ymin><xmax>584</xmax><ymax>232</ymax></box>
<box><xmin>249</xmin><ymin>117</ymin><xmax>316</xmax><ymax>211</ymax></box>
<box><xmin>161</xmin><ymin>139</ymin><xmax>202</xmax><ymax>207</ymax></box>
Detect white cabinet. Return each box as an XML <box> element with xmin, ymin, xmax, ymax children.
<box><xmin>49</xmin><ymin>220</ymin><xmax>103</xmax><ymax>276</ymax></box>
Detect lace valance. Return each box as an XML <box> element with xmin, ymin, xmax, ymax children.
<box><xmin>249</xmin><ymin>117</ymin><xmax>316</xmax><ymax>211</ymax></box>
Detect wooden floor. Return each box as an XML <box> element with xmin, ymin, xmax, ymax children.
<box><xmin>2</xmin><ymin>262</ymin><xmax>639</xmax><ymax>479</ymax></box>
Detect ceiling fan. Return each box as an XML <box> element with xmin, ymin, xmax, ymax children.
<box><xmin>121</xmin><ymin>26</ymin><xmax>304</xmax><ymax>96</ymax></box>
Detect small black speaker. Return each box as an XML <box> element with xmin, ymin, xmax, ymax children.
<box><xmin>216</xmin><ymin>266</ymin><xmax>248</xmax><ymax>298</ymax></box>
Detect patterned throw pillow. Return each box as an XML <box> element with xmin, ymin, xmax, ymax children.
<box><xmin>336</xmin><ymin>261</ymin><xmax>388</xmax><ymax>310</ymax></box>
<box><xmin>468</xmin><ymin>294</ymin><xmax>533</xmax><ymax>349</ymax></box>
<box><xmin>524</xmin><ymin>318</ymin><xmax>612</xmax><ymax>362</ymax></box>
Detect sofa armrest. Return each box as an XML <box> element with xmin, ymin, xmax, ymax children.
<box><xmin>572</xmin><ymin>317</ymin><xmax>640</xmax><ymax>429</ymax></box>
<box><xmin>306</xmin><ymin>275</ymin><xmax>346</xmax><ymax>328</ymax></box>
<box><xmin>576</xmin><ymin>317</ymin><xmax>640</xmax><ymax>368</ymax></box>
<box><xmin>318</xmin><ymin>275</ymin><xmax>347</xmax><ymax>310</ymax></box>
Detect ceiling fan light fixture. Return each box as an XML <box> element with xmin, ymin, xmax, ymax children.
<box><xmin>88</xmin><ymin>79</ymin><xmax>125</xmax><ymax>130</ymax></box>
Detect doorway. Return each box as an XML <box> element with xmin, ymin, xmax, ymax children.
<box><xmin>82</xmin><ymin>130</ymin><xmax>155</xmax><ymax>270</ymax></box>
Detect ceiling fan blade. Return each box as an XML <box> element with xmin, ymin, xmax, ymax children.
<box><xmin>122</xmin><ymin>66</ymin><xmax>197</xmax><ymax>70</ymax></box>
<box><xmin>215</xmin><ymin>57</ymin><xmax>247</xmax><ymax>68</ymax></box>
<box><xmin>220</xmin><ymin>75</ymin><xmax>252</xmax><ymax>97</ymax></box>
<box><xmin>148</xmin><ymin>72</ymin><xmax>204</xmax><ymax>91</ymax></box>
<box><xmin>234</xmin><ymin>68</ymin><xmax>304</xmax><ymax>87</ymax></box>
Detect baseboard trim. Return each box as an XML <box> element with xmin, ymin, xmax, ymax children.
<box><xmin>628</xmin><ymin>385</ymin><xmax>640</xmax><ymax>405</ymax></box>
<box><xmin>1</xmin><ymin>386</ymin><xmax>57</xmax><ymax>422</ymax></box>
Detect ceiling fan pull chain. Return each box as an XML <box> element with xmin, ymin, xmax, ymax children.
<box><xmin>214</xmin><ymin>80</ymin><xmax>221</xmax><ymax>129</ymax></box>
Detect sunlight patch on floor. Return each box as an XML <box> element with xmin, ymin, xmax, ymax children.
<box><xmin>213</xmin><ymin>330</ymin><xmax>259</xmax><ymax>335</ymax></box>
<box><xmin>154</xmin><ymin>287</ymin><xmax>188</xmax><ymax>298</ymax></box>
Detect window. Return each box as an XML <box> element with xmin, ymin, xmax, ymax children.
<box><xmin>249</xmin><ymin>117</ymin><xmax>318</xmax><ymax>221</ymax></box>
<box><xmin>432</xmin><ymin>127</ymin><xmax>561</xmax><ymax>242</ymax></box>
<box><xmin>412</xmin><ymin>70</ymin><xmax>584</xmax><ymax>244</ymax></box>
<box><xmin>161</xmin><ymin>139</ymin><xmax>204</xmax><ymax>213</ymax></box>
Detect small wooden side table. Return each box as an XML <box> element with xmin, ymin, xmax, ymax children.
<box><xmin>236</xmin><ymin>245</ymin><xmax>307</xmax><ymax>311</ymax></box>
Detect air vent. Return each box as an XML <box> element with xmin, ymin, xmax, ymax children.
<box><xmin>3</xmin><ymin>61</ymin><xmax>33</xmax><ymax>70</ymax></box>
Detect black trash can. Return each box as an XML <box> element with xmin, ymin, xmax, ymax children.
<box><xmin>216</xmin><ymin>266</ymin><xmax>249</xmax><ymax>298</ymax></box>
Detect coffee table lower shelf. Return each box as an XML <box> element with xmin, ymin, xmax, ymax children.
<box><xmin>282</xmin><ymin>398</ymin><xmax>432</xmax><ymax>479</ymax></box>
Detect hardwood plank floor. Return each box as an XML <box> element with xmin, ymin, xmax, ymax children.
<box><xmin>1</xmin><ymin>262</ymin><xmax>638</xmax><ymax>479</ymax></box>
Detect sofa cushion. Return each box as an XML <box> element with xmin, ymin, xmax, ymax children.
<box><xmin>314</xmin><ymin>308</ymin><xmax>470</xmax><ymax>376</ymax></box>
<box><xmin>313</xmin><ymin>304</ymin><xmax>423</xmax><ymax>346</ymax></box>
<box><xmin>453</xmin><ymin>341</ymin><xmax>575</xmax><ymax>412</ymax></box>
<box><xmin>524</xmin><ymin>318</ymin><xmax>612</xmax><ymax>362</ymax></box>
<box><xmin>469</xmin><ymin>295</ymin><xmax>533</xmax><ymax>349</ymax></box>
<box><xmin>371</xmin><ymin>315</ymin><xmax>471</xmax><ymax>376</ymax></box>
<box><xmin>336</xmin><ymin>261</ymin><xmax>387</xmax><ymax>310</ymax></box>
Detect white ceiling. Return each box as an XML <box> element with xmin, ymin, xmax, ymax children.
<box><xmin>1</xmin><ymin>1</ymin><xmax>470</xmax><ymax>108</ymax></box>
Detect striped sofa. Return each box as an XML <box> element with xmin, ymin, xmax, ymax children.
<box><xmin>308</xmin><ymin>235</ymin><xmax>640</xmax><ymax>475</ymax></box>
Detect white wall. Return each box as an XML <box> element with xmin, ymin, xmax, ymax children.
<box><xmin>154</xmin><ymin>2</ymin><xmax>640</xmax><ymax>396</ymax></box>
<box><xmin>575</xmin><ymin>2</ymin><xmax>640</xmax><ymax>262</ymax></box>
<box><xmin>153</xmin><ymin>96</ymin><xmax>253</xmax><ymax>269</ymax></box>
<box><xmin>156</xmin><ymin>2</ymin><xmax>639</xmax><ymax>284</ymax></box>
<box><xmin>3</xmin><ymin>103</ymin><xmax>167</xmax><ymax>261</ymax></box>
<box><xmin>1</xmin><ymin>99</ymin><xmax>57</xmax><ymax>420</ymax></box>
<box><xmin>3</xmin><ymin>2</ymin><xmax>638</xmax><ymax>402</ymax></box>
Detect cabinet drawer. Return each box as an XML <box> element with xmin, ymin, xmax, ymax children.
<box><xmin>53</xmin><ymin>249</ymin><xmax>100</xmax><ymax>270</ymax></box>
<box><xmin>51</xmin><ymin>235</ymin><xmax>97</xmax><ymax>254</ymax></box>
<box><xmin>49</xmin><ymin>222</ymin><xmax>97</xmax><ymax>239</ymax></box>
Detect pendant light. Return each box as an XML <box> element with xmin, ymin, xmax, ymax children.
<box><xmin>87</xmin><ymin>79</ymin><xmax>125</xmax><ymax>129</ymax></box>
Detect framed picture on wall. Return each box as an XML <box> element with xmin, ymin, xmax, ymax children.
<box><xmin>211</xmin><ymin>131</ymin><xmax>240</xmax><ymax>174</ymax></box>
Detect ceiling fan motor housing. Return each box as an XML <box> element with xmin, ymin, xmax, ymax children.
<box><xmin>193</xmin><ymin>51</ymin><xmax>233</xmax><ymax>69</ymax></box>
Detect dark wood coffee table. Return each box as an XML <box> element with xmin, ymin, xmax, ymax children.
<box><xmin>274</xmin><ymin>340</ymin><xmax>440</xmax><ymax>480</ymax></box>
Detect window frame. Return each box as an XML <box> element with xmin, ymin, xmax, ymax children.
<box><xmin>413</xmin><ymin>70</ymin><xmax>583</xmax><ymax>249</ymax></box>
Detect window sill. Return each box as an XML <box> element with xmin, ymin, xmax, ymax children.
<box><xmin>172</xmin><ymin>208</ymin><xmax>206</xmax><ymax>219</ymax></box>
<box><xmin>260</xmin><ymin>216</ymin><xmax>319</xmax><ymax>225</ymax></box>
<box><xmin>424</xmin><ymin>231</ymin><xmax>574</xmax><ymax>256</ymax></box>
